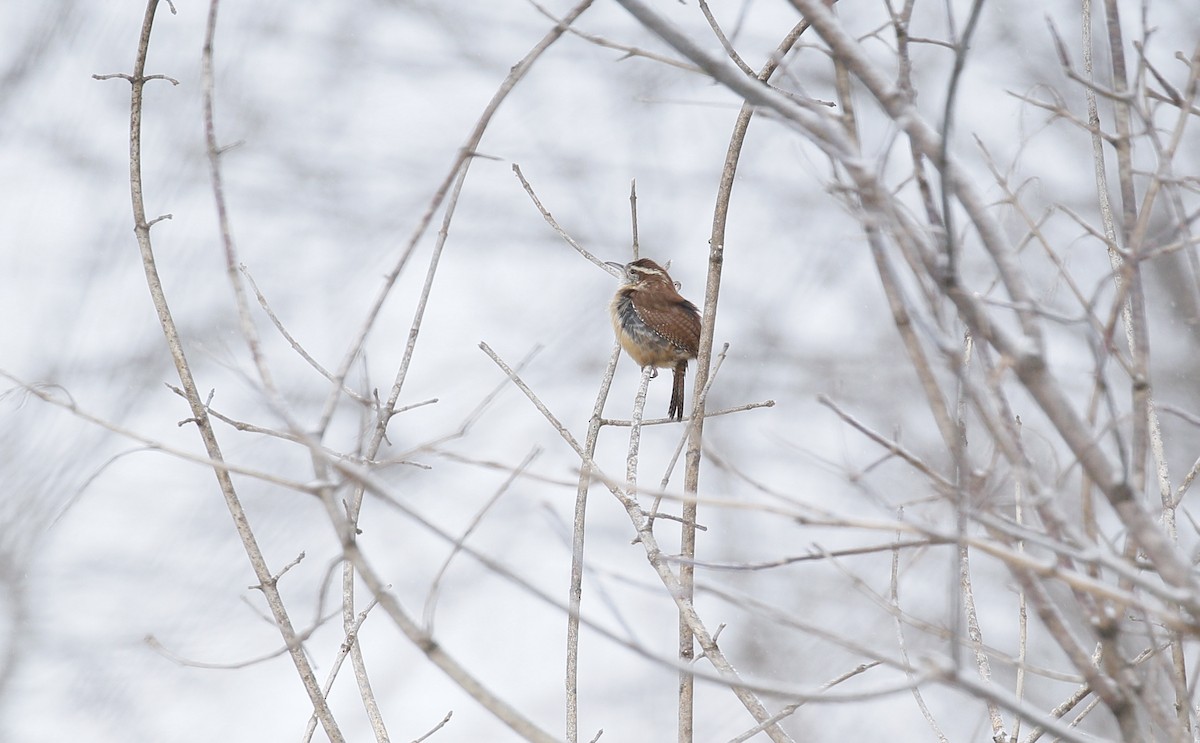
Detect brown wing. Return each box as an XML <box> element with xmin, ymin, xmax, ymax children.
<box><xmin>674</xmin><ymin>298</ymin><xmax>701</xmax><ymax>357</ymax></box>
<box><xmin>631</xmin><ymin>290</ymin><xmax>701</xmax><ymax>358</ymax></box>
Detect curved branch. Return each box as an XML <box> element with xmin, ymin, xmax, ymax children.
<box><xmin>118</xmin><ymin>1</ymin><xmax>344</xmax><ymax>739</ymax></box>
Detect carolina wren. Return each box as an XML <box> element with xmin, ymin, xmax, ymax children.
<box><xmin>606</xmin><ymin>258</ymin><xmax>702</xmax><ymax>421</ymax></box>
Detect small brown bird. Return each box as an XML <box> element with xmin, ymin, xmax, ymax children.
<box><xmin>606</xmin><ymin>258</ymin><xmax>702</xmax><ymax>421</ymax></box>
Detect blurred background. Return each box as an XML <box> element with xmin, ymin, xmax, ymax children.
<box><xmin>3</xmin><ymin>1</ymin><xmax>1199</xmax><ymax>741</ymax></box>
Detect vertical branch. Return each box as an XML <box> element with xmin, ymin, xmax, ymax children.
<box><xmin>201</xmin><ymin>0</ymin><xmax>277</xmax><ymax>398</ymax></box>
<box><xmin>1097</xmin><ymin>0</ymin><xmax>1152</xmax><ymax>506</ymax></box>
<box><xmin>891</xmin><ymin>0</ymin><xmax>944</xmax><ymax>230</ymax></box>
<box><xmin>1012</xmin><ymin>476</ymin><xmax>1028</xmax><ymax>742</ymax></box>
<box><xmin>1078</xmin><ymin>0</ymin><xmax>1125</xmax><ymax>552</ymax></box>
<box><xmin>836</xmin><ymin>16</ymin><xmax>1004</xmax><ymax>735</ymax></box>
<box><xmin>937</xmin><ymin>6</ymin><xmax>986</xmax><ymax>683</ymax></box>
<box><xmin>882</xmin><ymin>0</ymin><xmax>967</xmax><ymax>457</ymax></box>
<box><xmin>112</xmin><ymin>2</ymin><xmax>345</xmax><ymax>740</ymax></box>
<box><xmin>480</xmin><ymin>346</ymin><xmax>794</xmax><ymax>743</ymax></box>
<box><xmin>772</xmin><ymin>0</ymin><xmax>1199</xmax><ymax>602</ymax></box>
<box><xmin>512</xmin><ymin>165</ymin><xmax>628</xmax><ymax>741</ymax></box>
<box><xmin>892</xmin><ymin>536</ymin><xmax>949</xmax><ymax>742</ymax></box>
<box><xmin>935</xmin><ymin>0</ymin><xmax>986</xmax><ymax>278</ymax></box>
<box><xmin>565</xmin><ymin>346</ymin><xmax>620</xmax><ymax>743</ymax></box>
<box><xmin>949</xmin><ymin>333</ymin><xmax>972</xmax><ymax>671</ymax></box>
<box><xmin>203</xmin><ymin>1</ymin><xmax>384</xmax><ymax>734</ymax></box>
<box><xmin>302</xmin><ymin>596</ymin><xmax>382</xmax><ymax>743</ymax></box>
<box><xmin>677</xmin><ymin>19</ymin><xmax>811</xmax><ymax>741</ymax></box>
<box><xmin>629</xmin><ymin>179</ymin><xmax>640</xmax><ymax>260</ymax></box>
<box><xmin>1110</xmin><ymin>18</ymin><xmax>1200</xmax><ymax>739</ymax></box>
<box><xmin>934</xmin><ymin>4</ymin><xmax>991</xmax><ymax>698</ymax></box>
<box><xmin>1130</xmin><ymin>39</ymin><xmax>1200</xmax><ymax>565</ymax></box>
<box><xmin>959</xmin><ymin>545</ymin><xmax>1006</xmax><ymax>739</ymax></box>
<box><xmin>681</xmin><ymin>18</ymin><xmax>811</xmax><ymax>743</ymax></box>
<box><xmin>627</xmin><ymin>366</ymin><xmax>653</xmax><ymax>488</ymax></box>
<box><xmin>1099</xmin><ymin>0</ymin><xmax>1138</xmax><ymax>241</ymax></box>
<box><xmin>1084</xmin><ymin>1</ymin><xmax>1186</xmax><ymax>731</ymax></box>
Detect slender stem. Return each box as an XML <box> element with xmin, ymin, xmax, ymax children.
<box><xmin>324</xmin><ymin>3</ymin><xmax>596</xmax><ymax>734</ymax></box>
<box><xmin>480</xmin><ymin>344</ymin><xmax>795</xmax><ymax>743</ymax></box>
<box><xmin>676</xmin><ymin>17</ymin><xmax>812</xmax><ymax>741</ymax></box>
<box><xmin>566</xmin><ymin>346</ymin><xmax>620</xmax><ymax>743</ymax></box>
<box><xmin>120</xmin><ymin>1</ymin><xmax>344</xmax><ymax>739</ymax></box>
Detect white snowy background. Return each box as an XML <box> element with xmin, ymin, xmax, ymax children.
<box><xmin>3</xmin><ymin>1</ymin><xmax>1199</xmax><ymax>741</ymax></box>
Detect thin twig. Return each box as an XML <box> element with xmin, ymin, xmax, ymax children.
<box><xmin>817</xmin><ymin>395</ymin><xmax>954</xmax><ymax>492</ymax></box>
<box><xmin>478</xmin><ymin>342</ymin><xmax>795</xmax><ymax>743</ymax></box>
<box><xmin>316</xmin><ymin>0</ymin><xmax>599</xmax><ymax>436</ymax></box>
<box><xmin>240</xmin><ymin>264</ymin><xmax>372</xmax><ymax>406</ymax></box>
<box><xmin>568</xmin><ymin>175</ymin><xmax>632</xmax><ymax>739</ymax></box>
<box><xmin>727</xmin><ymin>662</ymin><xmax>882</xmax><ymax>743</ymax></box>
<box><xmin>302</xmin><ymin>597</ymin><xmax>384</xmax><ymax>743</ymax></box>
<box><xmin>524</xmin><ymin>0</ymin><xmax>700</xmax><ymax>72</ymax></box>
<box><xmin>599</xmin><ymin>399</ymin><xmax>773</xmax><ymax>427</ymax></box>
<box><xmin>423</xmin><ymin>448</ymin><xmax>542</xmax><ymax>632</ymax></box>
<box><xmin>645</xmin><ymin>343</ymin><xmax>731</xmax><ymax>530</ymax></box>
<box><xmin>513</xmin><ymin>163</ymin><xmax>620</xmax><ymax>275</ymax></box>
<box><xmin>318</xmin><ymin>5</ymin><xmax>597</xmax><ymax>738</ymax></box>
<box><xmin>411</xmin><ymin>712</ymin><xmax>453</xmax><ymax>743</ymax></box>
<box><xmin>891</xmin><ymin>531</ymin><xmax>949</xmax><ymax>742</ymax></box>
<box><xmin>698</xmin><ymin>0</ymin><xmax>755</xmax><ymax>76</ymax></box>
<box><xmin>104</xmin><ymin>1</ymin><xmax>344</xmax><ymax>738</ymax></box>
<box><xmin>629</xmin><ymin>179</ymin><xmax>639</xmax><ymax>259</ymax></box>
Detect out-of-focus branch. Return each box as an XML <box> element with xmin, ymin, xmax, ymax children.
<box><xmin>525</xmin><ymin>0</ymin><xmax>699</xmax><ymax>72</ymax></box>
<box><xmin>783</xmin><ymin>0</ymin><xmax>1200</xmax><ymax>605</ymax></box>
<box><xmin>316</xmin><ymin>0</ymin><xmax>599</xmax><ymax>435</ymax></box>
<box><xmin>103</xmin><ymin>1</ymin><xmax>344</xmax><ymax>739</ymax></box>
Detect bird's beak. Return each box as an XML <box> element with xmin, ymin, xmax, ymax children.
<box><xmin>605</xmin><ymin>261</ymin><xmax>626</xmax><ymax>279</ymax></box>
